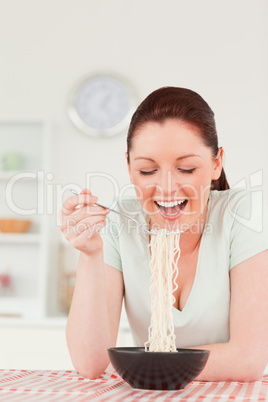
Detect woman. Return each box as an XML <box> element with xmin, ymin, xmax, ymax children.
<box><xmin>59</xmin><ymin>87</ymin><xmax>268</xmax><ymax>381</ymax></box>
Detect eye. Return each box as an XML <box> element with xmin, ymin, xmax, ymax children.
<box><xmin>139</xmin><ymin>168</ymin><xmax>196</xmax><ymax>175</ymax></box>
<box><xmin>139</xmin><ymin>170</ymin><xmax>157</xmax><ymax>175</ymax></box>
<box><xmin>178</xmin><ymin>168</ymin><xmax>196</xmax><ymax>174</ymax></box>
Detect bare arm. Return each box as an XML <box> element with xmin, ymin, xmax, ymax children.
<box><xmin>66</xmin><ymin>253</ymin><xmax>124</xmax><ymax>379</ymax></box>
<box><xmin>187</xmin><ymin>250</ymin><xmax>268</xmax><ymax>382</ymax></box>
<box><xmin>59</xmin><ymin>188</ymin><xmax>124</xmax><ymax>379</ymax></box>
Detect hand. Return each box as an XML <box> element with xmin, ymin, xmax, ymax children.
<box><xmin>58</xmin><ymin>189</ymin><xmax>109</xmax><ymax>256</ymax></box>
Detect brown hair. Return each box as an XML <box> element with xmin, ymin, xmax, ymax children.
<box><xmin>127</xmin><ymin>86</ymin><xmax>229</xmax><ymax>191</ymax></box>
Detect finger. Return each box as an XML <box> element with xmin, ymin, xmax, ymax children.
<box><xmin>62</xmin><ymin>194</ymin><xmax>98</xmax><ymax>215</ymax></box>
<box><xmin>60</xmin><ymin>211</ymin><xmax>108</xmax><ymax>234</ymax></box>
<box><xmin>63</xmin><ymin>215</ymin><xmax>107</xmax><ymax>238</ymax></box>
<box><xmin>69</xmin><ymin>220</ymin><xmax>106</xmax><ymax>245</ymax></box>
<box><xmin>77</xmin><ymin>220</ymin><xmax>106</xmax><ymax>239</ymax></box>
<box><xmin>61</xmin><ymin>204</ymin><xmax>109</xmax><ymax>229</ymax></box>
<box><xmin>74</xmin><ymin>204</ymin><xmax>109</xmax><ymax>216</ymax></box>
<box><xmin>70</xmin><ymin>221</ymin><xmax>106</xmax><ymax>250</ymax></box>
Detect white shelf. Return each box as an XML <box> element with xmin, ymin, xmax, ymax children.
<box><xmin>0</xmin><ymin>297</ymin><xmax>41</xmax><ymax>318</ymax></box>
<box><xmin>0</xmin><ymin>296</ymin><xmax>36</xmax><ymax>305</ymax></box>
<box><xmin>0</xmin><ymin>233</ymin><xmax>41</xmax><ymax>244</ymax></box>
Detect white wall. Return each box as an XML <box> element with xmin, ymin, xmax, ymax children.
<box><xmin>0</xmin><ymin>0</ymin><xmax>267</xmax><ymax>209</ymax></box>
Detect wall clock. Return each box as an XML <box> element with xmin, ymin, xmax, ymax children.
<box><xmin>68</xmin><ymin>73</ymin><xmax>137</xmax><ymax>137</ymax></box>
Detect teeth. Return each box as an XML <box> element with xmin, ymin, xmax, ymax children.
<box><xmin>156</xmin><ymin>200</ymin><xmax>186</xmax><ymax>208</ymax></box>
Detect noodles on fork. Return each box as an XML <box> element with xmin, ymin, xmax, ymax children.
<box><xmin>145</xmin><ymin>229</ymin><xmax>181</xmax><ymax>352</ymax></box>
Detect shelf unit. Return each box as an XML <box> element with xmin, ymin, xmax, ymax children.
<box><xmin>0</xmin><ymin>119</ymin><xmax>57</xmax><ymax>320</ymax></box>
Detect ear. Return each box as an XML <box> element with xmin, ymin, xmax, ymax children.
<box><xmin>125</xmin><ymin>152</ymin><xmax>133</xmax><ymax>183</ymax></box>
<box><xmin>211</xmin><ymin>147</ymin><xmax>224</xmax><ymax>181</ymax></box>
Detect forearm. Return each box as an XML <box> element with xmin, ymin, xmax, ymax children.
<box><xmin>66</xmin><ymin>250</ymin><xmax>112</xmax><ymax>378</ymax></box>
<box><xmin>187</xmin><ymin>342</ymin><xmax>262</xmax><ymax>382</ymax></box>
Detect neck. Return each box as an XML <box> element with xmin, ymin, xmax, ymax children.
<box><xmin>179</xmin><ymin>231</ymin><xmax>202</xmax><ymax>255</ymax></box>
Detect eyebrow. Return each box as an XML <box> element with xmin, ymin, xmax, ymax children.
<box><xmin>134</xmin><ymin>154</ymin><xmax>201</xmax><ymax>162</ymax></box>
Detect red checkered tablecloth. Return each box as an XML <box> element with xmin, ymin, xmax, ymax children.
<box><xmin>0</xmin><ymin>369</ymin><xmax>267</xmax><ymax>401</ymax></box>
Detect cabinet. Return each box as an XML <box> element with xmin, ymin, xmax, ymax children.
<box><xmin>0</xmin><ymin>119</ymin><xmax>57</xmax><ymax>319</ymax></box>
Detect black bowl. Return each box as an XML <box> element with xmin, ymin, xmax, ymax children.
<box><xmin>108</xmin><ymin>347</ymin><xmax>210</xmax><ymax>390</ymax></box>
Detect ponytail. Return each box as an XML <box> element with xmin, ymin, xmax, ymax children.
<box><xmin>211</xmin><ymin>168</ymin><xmax>229</xmax><ymax>191</ymax></box>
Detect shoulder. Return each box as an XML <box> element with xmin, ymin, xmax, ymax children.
<box><xmin>209</xmin><ymin>188</ymin><xmax>257</xmax><ymax>218</ymax></box>
<box><xmin>207</xmin><ymin>188</ymin><xmax>268</xmax><ymax>270</ymax></box>
<box><xmin>209</xmin><ymin>188</ymin><xmax>251</xmax><ymax>206</ymax></box>
<box><xmin>211</xmin><ymin>187</ymin><xmax>268</xmax><ymax>235</ymax></box>
<box><xmin>208</xmin><ymin>188</ymin><xmax>268</xmax><ymax>234</ymax></box>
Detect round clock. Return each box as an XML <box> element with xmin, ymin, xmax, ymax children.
<box><xmin>68</xmin><ymin>73</ymin><xmax>137</xmax><ymax>137</ymax></box>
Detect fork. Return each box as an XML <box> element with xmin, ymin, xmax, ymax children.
<box><xmin>69</xmin><ymin>189</ymin><xmax>182</xmax><ymax>236</ymax></box>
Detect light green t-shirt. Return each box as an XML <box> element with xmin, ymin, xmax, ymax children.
<box><xmin>100</xmin><ymin>189</ymin><xmax>268</xmax><ymax>348</ymax></box>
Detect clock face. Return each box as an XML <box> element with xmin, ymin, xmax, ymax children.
<box><xmin>68</xmin><ymin>74</ymin><xmax>137</xmax><ymax>137</ymax></box>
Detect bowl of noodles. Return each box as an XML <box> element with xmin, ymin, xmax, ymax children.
<box><xmin>108</xmin><ymin>347</ymin><xmax>209</xmax><ymax>390</ymax></box>
<box><xmin>109</xmin><ymin>229</ymin><xmax>210</xmax><ymax>390</ymax></box>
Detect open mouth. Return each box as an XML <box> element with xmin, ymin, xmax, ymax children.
<box><xmin>154</xmin><ymin>199</ymin><xmax>188</xmax><ymax>217</ymax></box>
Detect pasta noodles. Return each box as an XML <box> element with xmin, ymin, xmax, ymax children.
<box><xmin>145</xmin><ymin>229</ymin><xmax>181</xmax><ymax>352</ymax></box>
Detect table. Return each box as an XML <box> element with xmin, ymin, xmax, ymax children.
<box><xmin>0</xmin><ymin>369</ymin><xmax>267</xmax><ymax>401</ymax></box>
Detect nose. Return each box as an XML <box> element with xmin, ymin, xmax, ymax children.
<box><xmin>156</xmin><ymin>170</ymin><xmax>179</xmax><ymax>198</ymax></box>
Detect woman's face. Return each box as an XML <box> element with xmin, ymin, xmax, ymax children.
<box><xmin>126</xmin><ymin>119</ymin><xmax>223</xmax><ymax>233</ymax></box>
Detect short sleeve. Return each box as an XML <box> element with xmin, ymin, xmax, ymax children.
<box><xmin>100</xmin><ymin>214</ymin><xmax>123</xmax><ymax>272</ymax></box>
<box><xmin>229</xmin><ymin>190</ymin><xmax>268</xmax><ymax>270</ymax></box>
